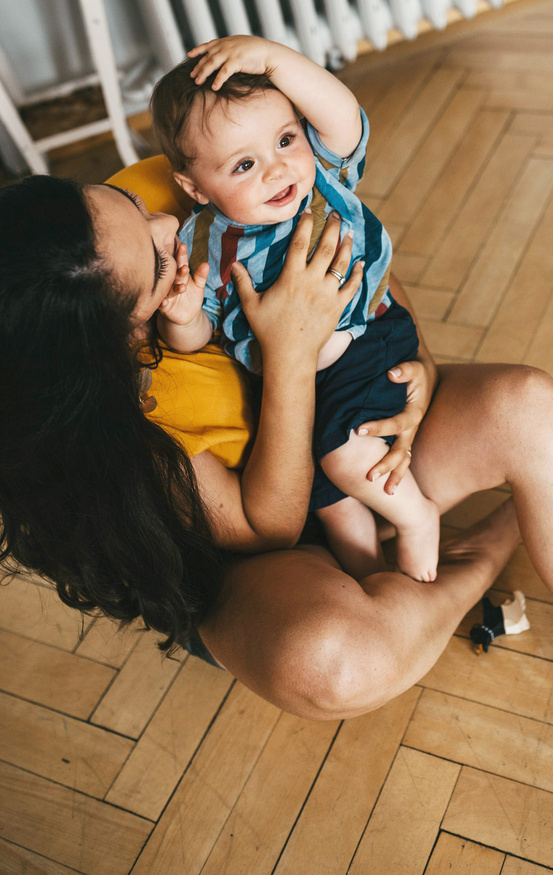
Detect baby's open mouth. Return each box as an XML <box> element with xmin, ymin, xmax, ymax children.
<box><xmin>266</xmin><ymin>184</ymin><xmax>297</xmax><ymax>206</ymax></box>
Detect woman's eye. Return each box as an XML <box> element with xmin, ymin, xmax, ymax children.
<box><xmin>234</xmin><ymin>159</ymin><xmax>254</xmax><ymax>174</ymax></box>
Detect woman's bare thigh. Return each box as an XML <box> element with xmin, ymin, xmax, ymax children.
<box><xmin>411</xmin><ymin>362</ymin><xmax>547</xmax><ymax>509</ymax></box>
<box><xmin>412</xmin><ymin>361</ymin><xmax>553</xmax><ymax>587</ymax></box>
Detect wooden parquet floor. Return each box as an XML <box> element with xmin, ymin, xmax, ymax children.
<box><xmin>2</xmin><ymin>1</ymin><xmax>553</xmax><ymax>871</ymax></box>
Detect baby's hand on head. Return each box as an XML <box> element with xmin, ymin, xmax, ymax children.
<box><xmin>158</xmin><ymin>242</ymin><xmax>209</xmax><ymax>326</ymax></box>
<box><xmin>187</xmin><ymin>36</ymin><xmax>276</xmax><ymax>91</ymax></box>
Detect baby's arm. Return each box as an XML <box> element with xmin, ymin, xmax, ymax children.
<box><xmin>188</xmin><ymin>36</ymin><xmax>362</xmax><ymax>159</ymax></box>
<box><xmin>156</xmin><ymin>242</ymin><xmax>213</xmax><ymax>353</ymax></box>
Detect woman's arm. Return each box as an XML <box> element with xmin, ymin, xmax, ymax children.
<box><xmin>191</xmin><ymin>211</ymin><xmax>364</xmax><ymax>551</ymax></box>
<box><xmin>356</xmin><ymin>273</ymin><xmax>439</xmax><ymax>494</ymax></box>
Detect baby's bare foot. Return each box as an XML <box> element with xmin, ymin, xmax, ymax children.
<box><xmin>396</xmin><ymin>499</ymin><xmax>440</xmax><ymax>582</ymax></box>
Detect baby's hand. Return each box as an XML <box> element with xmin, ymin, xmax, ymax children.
<box><xmin>158</xmin><ymin>242</ymin><xmax>209</xmax><ymax>326</ymax></box>
<box><xmin>187</xmin><ymin>36</ymin><xmax>276</xmax><ymax>91</ymax></box>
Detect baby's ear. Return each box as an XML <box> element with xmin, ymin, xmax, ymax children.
<box><xmin>173</xmin><ymin>171</ymin><xmax>209</xmax><ymax>205</ymax></box>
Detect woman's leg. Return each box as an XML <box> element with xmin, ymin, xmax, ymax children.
<box><xmin>201</xmin><ymin>499</ymin><xmax>520</xmax><ymax>720</ymax></box>
<box><xmin>412</xmin><ymin>363</ymin><xmax>553</xmax><ymax>589</ymax></box>
<box><xmin>201</xmin><ymin>362</ymin><xmax>553</xmax><ymax>719</ymax></box>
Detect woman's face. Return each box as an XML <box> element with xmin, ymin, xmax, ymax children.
<box><xmin>85</xmin><ymin>184</ymin><xmax>180</xmax><ymax>332</ymax></box>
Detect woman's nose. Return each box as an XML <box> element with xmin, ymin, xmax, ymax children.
<box><xmin>150</xmin><ymin>211</ymin><xmax>179</xmax><ymax>239</ymax></box>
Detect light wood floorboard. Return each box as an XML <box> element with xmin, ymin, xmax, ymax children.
<box><xmin>2</xmin><ymin>2</ymin><xmax>553</xmax><ymax>871</ymax></box>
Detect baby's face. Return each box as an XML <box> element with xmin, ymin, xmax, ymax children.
<box><xmin>180</xmin><ymin>89</ymin><xmax>316</xmax><ymax>226</ymax></box>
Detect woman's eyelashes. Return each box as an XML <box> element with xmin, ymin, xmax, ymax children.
<box><xmin>155</xmin><ymin>247</ymin><xmax>170</xmax><ymax>281</ymax></box>
<box><xmin>123</xmin><ymin>188</ymin><xmax>144</xmax><ymax>209</ymax></box>
<box><xmin>104</xmin><ymin>183</ymin><xmax>144</xmax><ymax>210</ymax></box>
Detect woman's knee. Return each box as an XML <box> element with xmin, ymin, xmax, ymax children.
<box><xmin>271</xmin><ymin>597</ymin><xmax>397</xmax><ymax>720</ymax></box>
<box><xmin>418</xmin><ymin>363</ymin><xmax>553</xmax><ymax>494</ymax></box>
<box><xmin>489</xmin><ymin>366</ymin><xmax>553</xmax><ymax>468</ymax></box>
<box><xmin>491</xmin><ymin>364</ymin><xmax>553</xmax><ymax>416</ymax></box>
<box><xmin>211</xmin><ymin>554</ymin><xmax>401</xmax><ymax>720</ymax></box>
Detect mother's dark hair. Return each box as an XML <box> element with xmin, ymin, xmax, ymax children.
<box><xmin>0</xmin><ymin>175</ymin><xmax>221</xmax><ymax>651</ymax></box>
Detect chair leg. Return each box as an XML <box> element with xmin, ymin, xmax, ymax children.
<box><xmin>78</xmin><ymin>0</ymin><xmax>139</xmax><ymax>167</ymax></box>
<box><xmin>0</xmin><ymin>77</ymin><xmax>48</xmax><ymax>174</ymax></box>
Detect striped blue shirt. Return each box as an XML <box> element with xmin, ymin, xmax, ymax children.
<box><xmin>179</xmin><ymin>108</ymin><xmax>393</xmax><ymax>373</ymax></box>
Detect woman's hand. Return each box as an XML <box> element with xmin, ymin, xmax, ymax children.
<box><xmin>356</xmin><ymin>355</ymin><xmax>439</xmax><ymax>495</ymax></box>
<box><xmin>231</xmin><ymin>210</ymin><xmax>363</xmax><ymax>370</ymax></box>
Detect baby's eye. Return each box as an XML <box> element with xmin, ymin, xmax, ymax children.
<box><xmin>278</xmin><ymin>133</ymin><xmax>295</xmax><ymax>148</ymax></box>
<box><xmin>233</xmin><ymin>159</ymin><xmax>254</xmax><ymax>174</ymax></box>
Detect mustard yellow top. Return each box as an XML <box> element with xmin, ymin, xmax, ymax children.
<box><xmin>146</xmin><ymin>342</ymin><xmax>255</xmax><ymax>468</ymax></box>
<box><xmin>106</xmin><ymin>158</ymin><xmax>255</xmax><ymax>468</ymax></box>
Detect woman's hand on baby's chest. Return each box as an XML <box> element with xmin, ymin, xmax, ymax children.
<box><xmin>231</xmin><ymin>210</ymin><xmax>363</xmax><ymax>366</ymax></box>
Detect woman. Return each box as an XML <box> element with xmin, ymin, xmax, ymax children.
<box><xmin>0</xmin><ymin>175</ymin><xmax>549</xmax><ymax>721</ymax></box>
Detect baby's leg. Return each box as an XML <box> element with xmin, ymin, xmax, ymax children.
<box><xmin>321</xmin><ymin>431</ymin><xmax>440</xmax><ymax>582</ymax></box>
<box><xmin>316</xmin><ymin>496</ymin><xmax>388</xmax><ymax>581</ymax></box>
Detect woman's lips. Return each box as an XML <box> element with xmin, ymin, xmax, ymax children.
<box><xmin>266</xmin><ymin>183</ymin><xmax>297</xmax><ymax>207</ymax></box>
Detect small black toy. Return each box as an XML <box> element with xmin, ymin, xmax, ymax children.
<box><xmin>470</xmin><ymin>590</ymin><xmax>530</xmax><ymax>655</ymax></box>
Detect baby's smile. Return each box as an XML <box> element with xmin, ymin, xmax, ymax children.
<box><xmin>265</xmin><ymin>184</ymin><xmax>297</xmax><ymax>207</ymax></box>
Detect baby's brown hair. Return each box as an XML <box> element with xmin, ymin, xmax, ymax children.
<box><xmin>150</xmin><ymin>58</ymin><xmax>277</xmax><ymax>173</ymax></box>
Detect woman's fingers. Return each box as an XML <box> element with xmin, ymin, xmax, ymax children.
<box><xmin>310</xmin><ymin>213</ymin><xmax>361</xmax><ymax>306</ymax></box>
<box><xmin>356</xmin><ymin>356</ymin><xmax>431</xmax><ymax>492</ymax></box>
<box><xmin>386</xmin><ymin>360</ymin><xmax>419</xmax><ymax>385</ymax></box>
<box><xmin>357</xmin><ymin>411</ymin><xmax>408</xmax><ymax>439</ymax></box>
<box><xmin>327</xmin><ymin>230</ymin><xmax>355</xmax><ymax>282</ymax></box>
<box><xmin>367</xmin><ymin>433</ymin><xmax>415</xmax><ymax>495</ymax></box>
<box><xmin>312</xmin><ymin>211</ymin><xmax>343</xmax><ymax>267</ymax></box>
<box><xmin>231</xmin><ymin>261</ymin><xmax>257</xmax><ymax>313</ymax></box>
<box><xmin>309</xmin><ymin>210</ymin><xmax>344</xmax><ymax>272</ymax></box>
<box><xmin>280</xmin><ymin>208</ymin><xmax>314</xmax><ymax>272</ymax></box>
<box><xmin>284</xmin><ymin>209</ymin><xmax>356</xmax><ymax>286</ymax></box>
<box><xmin>235</xmin><ymin>208</ymin><xmax>362</xmax><ymax>354</ymax></box>
<box><xmin>336</xmin><ymin>257</ymin><xmax>363</xmax><ymax>306</ymax></box>
<box><xmin>356</xmin><ymin>361</ymin><xmax>425</xmax><ymax>438</ymax></box>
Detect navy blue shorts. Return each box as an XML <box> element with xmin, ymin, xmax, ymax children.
<box><xmin>310</xmin><ymin>300</ymin><xmax>419</xmax><ymax>511</ymax></box>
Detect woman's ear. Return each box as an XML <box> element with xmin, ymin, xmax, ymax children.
<box><xmin>173</xmin><ymin>171</ymin><xmax>209</xmax><ymax>205</ymax></box>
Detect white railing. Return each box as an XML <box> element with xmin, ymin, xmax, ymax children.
<box><xmin>167</xmin><ymin>0</ymin><xmax>503</xmax><ymax>64</ymax></box>
<box><xmin>0</xmin><ymin>0</ymin><xmax>505</xmax><ymax>175</ymax></box>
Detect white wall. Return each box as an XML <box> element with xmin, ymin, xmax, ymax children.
<box><xmin>0</xmin><ymin>0</ymin><xmax>152</xmax><ymax>96</ymax></box>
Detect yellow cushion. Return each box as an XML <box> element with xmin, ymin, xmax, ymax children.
<box><xmin>106</xmin><ymin>154</ymin><xmax>194</xmax><ymax>225</ymax></box>
<box><xmin>105</xmin><ymin>157</ymin><xmax>254</xmax><ymax>468</ymax></box>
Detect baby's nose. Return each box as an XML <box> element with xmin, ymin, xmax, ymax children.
<box><xmin>265</xmin><ymin>157</ymin><xmax>286</xmax><ymax>180</ymax></box>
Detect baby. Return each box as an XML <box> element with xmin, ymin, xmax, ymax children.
<box><xmin>151</xmin><ymin>35</ymin><xmax>439</xmax><ymax>582</ymax></box>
